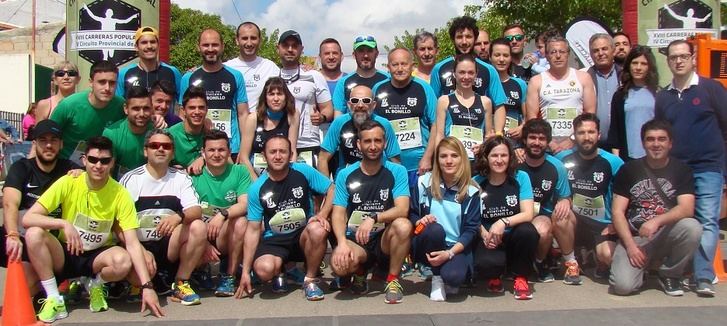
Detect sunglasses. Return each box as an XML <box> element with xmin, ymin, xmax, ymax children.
<box><xmin>349</xmin><ymin>97</ymin><xmax>373</xmax><ymax>104</ymax></box>
<box><xmin>355</xmin><ymin>35</ymin><xmax>375</xmax><ymax>43</ymax></box>
<box><xmin>54</xmin><ymin>70</ymin><xmax>79</xmax><ymax>77</ymax></box>
<box><xmin>146</xmin><ymin>142</ymin><xmax>174</xmax><ymax>150</ymax></box>
<box><xmin>86</xmin><ymin>155</ymin><xmax>112</xmax><ymax>165</ymax></box>
<box><xmin>505</xmin><ymin>34</ymin><xmax>525</xmax><ymax>42</ymax></box>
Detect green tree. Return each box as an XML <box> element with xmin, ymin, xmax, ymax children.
<box><xmin>169</xmin><ymin>4</ymin><xmax>280</xmax><ymax>71</ymax></box>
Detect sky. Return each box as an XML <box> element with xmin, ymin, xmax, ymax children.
<box><xmin>172</xmin><ymin>0</ymin><xmax>480</xmax><ymax>69</ymax></box>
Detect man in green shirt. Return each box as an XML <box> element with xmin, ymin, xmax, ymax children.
<box><xmin>51</xmin><ymin>61</ymin><xmax>125</xmax><ymax>164</ymax></box>
<box><xmin>102</xmin><ymin>86</ymin><xmax>153</xmax><ymax>179</ymax></box>
<box><xmin>192</xmin><ymin>130</ymin><xmax>252</xmax><ymax>297</ymax></box>
<box><xmin>168</xmin><ymin>86</ymin><xmax>207</xmax><ymax>173</ymax></box>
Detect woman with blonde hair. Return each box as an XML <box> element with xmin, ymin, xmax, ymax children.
<box><xmin>35</xmin><ymin>61</ymin><xmax>80</xmax><ymax>121</ymax></box>
<box><xmin>410</xmin><ymin>136</ymin><xmax>481</xmax><ymax>301</ymax></box>
<box><xmin>239</xmin><ymin>77</ymin><xmax>299</xmax><ymax>178</ymax></box>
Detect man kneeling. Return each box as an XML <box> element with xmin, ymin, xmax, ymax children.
<box><xmin>610</xmin><ymin>120</ymin><xmax>701</xmax><ymax>296</ymax></box>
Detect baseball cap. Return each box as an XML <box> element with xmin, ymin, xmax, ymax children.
<box><xmin>134</xmin><ymin>26</ymin><xmax>159</xmax><ymax>43</ymax></box>
<box><xmin>278</xmin><ymin>30</ymin><xmax>302</xmax><ymax>44</ymax></box>
<box><xmin>353</xmin><ymin>35</ymin><xmax>377</xmax><ymax>50</ymax></box>
<box><xmin>32</xmin><ymin>119</ymin><xmax>62</xmax><ymax>139</ymax></box>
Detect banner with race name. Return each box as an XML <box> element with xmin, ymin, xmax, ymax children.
<box><xmin>66</xmin><ymin>0</ymin><xmax>159</xmax><ymax>89</ymax></box>
<box><xmin>637</xmin><ymin>0</ymin><xmax>720</xmax><ymax>86</ymax></box>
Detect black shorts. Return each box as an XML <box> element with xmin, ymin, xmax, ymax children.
<box><xmin>574</xmin><ymin>215</ymin><xmax>618</xmax><ymax>249</ymax></box>
<box><xmin>346</xmin><ymin>231</ymin><xmax>388</xmax><ymax>270</ymax></box>
<box><xmin>58</xmin><ymin>245</ymin><xmax>114</xmax><ymax>281</ymax></box>
<box><xmin>0</xmin><ymin>226</ymin><xmax>29</xmax><ymax>267</ymax></box>
<box><xmin>142</xmin><ymin>236</ymin><xmax>177</xmax><ymax>271</ymax></box>
<box><xmin>254</xmin><ymin>232</ymin><xmax>305</xmax><ymax>263</ymax></box>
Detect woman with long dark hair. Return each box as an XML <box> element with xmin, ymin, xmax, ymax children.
<box><xmin>489</xmin><ymin>38</ymin><xmax>527</xmax><ymax>140</ymax></box>
<box><xmin>608</xmin><ymin>46</ymin><xmax>659</xmax><ymax>161</ymax></box>
<box><xmin>239</xmin><ymin>77</ymin><xmax>300</xmax><ymax>178</ymax></box>
<box><xmin>473</xmin><ymin>136</ymin><xmax>538</xmax><ymax>300</ymax></box>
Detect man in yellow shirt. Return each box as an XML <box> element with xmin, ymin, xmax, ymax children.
<box><xmin>23</xmin><ymin>136</ymin><xmax>164</xmax><ymax>322</ymax></box>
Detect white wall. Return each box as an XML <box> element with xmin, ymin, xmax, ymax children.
<box><xmin>0</xmin><ymin>53</ymin><xmax>31</xmax><ymax>114</ymax></box>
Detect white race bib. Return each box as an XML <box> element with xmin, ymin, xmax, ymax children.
<box><xmin>450</xmin><ymin>125</ymin><xmax>483</xmax><ymax>159</ymax></box>
<box><xmin>252</xmin><ymin>152</ymin><xmax>268</xmax><ymax>173</ymax></box>
<box><xmin>201</xmin><ymin>202</ymin><xmax>226</xmax><ymax>223</ymax></box>
<box><xmin>545</xmin><ymin>107</ymin><xmax>578</xmax><ymax>138</ymax></box>
<box><xmin>136</xmin><ymin>209</ymin><xmax>176</xmax><ymax>242</ymax></box>
<box><xmin>392</xmin><ymin>117</ymin><xmax>423</xmax><ymax>150</ymax></box>
<box><xmin>268</xmin><ymin>208</ymin><xmax>307</xmax><ymax>235</ymax></box>
<box><xmin>208</xmin><ymin>109</ymin><xmax>232</xmax><ymax>138</ymax></box>
<box><xmin>72</xmin><ymin>212</ymin><xmax>112</xmax><ymax>251</ymax></box>
<box><xmin>572</xmin><ymin>193</ymin><xmax>605</xmax><ymax>220</ymax></box>
<box><xmin>296</xmin><ymin>151</ymin><xmax>314</xmax><ymax>167</ymax></box>
<box><xmin>505</xmin><ymin>116</ymin><xmax>519</xmax><ymax>132</ymax></box>
<box><xmin>347</xmin><ymin>211</ymin><xmax>385</xmax><ymax>234</ymax></box>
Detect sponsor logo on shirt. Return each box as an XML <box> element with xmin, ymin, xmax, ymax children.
<box><xmin>593</xmin><ymin>172</ymin><xmax>604</xmax><ymax>183</ymax></box>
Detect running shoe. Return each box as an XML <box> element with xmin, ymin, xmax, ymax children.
<box><xmin>696</xmin><ymin>279</ymin><xmax>716</xmax><ymax>297</ymax></box>
<box><xmin>487</xmin><ymin>277</ymin><xmax>504</xmax><ymax>293</ymax></box>
<box><xmin>286</xmin><ymin>266</ymin><xmax>306</xmax><ymax>286</ymax></box>
<box><xmin>329</xmin><ymin>275</ymin><xmax>352</xmax><ymax>291</ymax></box>
<box><xmin>593</xmin><ymin>263</ymin><xmax>609</xmax><ymax>280</ymax></box>
<box><xmin>350</xmin><ymin>274</ymin><xmax>369</xmax><ymax>295</ymax></box>
<box><xmin>563</xmin><ymin>260</ymin><xmax>583</xmax><ymax>285</ymax></box>
<box><xmin>534</xmin><ymin>261</ymin><xmax>555</xmax><ymax>283</ymax></box>
<box><xmin>513</xmin><ymin>276</ymin><xmax>533</xmax><ymax>300</ymax></box>
<box><xmin>659</xmin><ymin>277</ymin><xmax>684</xmax><ymax>296</ymax></box>
<box><xmin>191</xmin><ymin>267</ymin><xmax>215</xmax><ymax>291</ymax></box>
<box><xmin>89</xmin><ymin>283</ymin><xmax>108</xmax><ymax>312</ymax></box>
<box><xmin>154</xmin><ymin>270</ymin><xmax>173</xmax><ymax>295</ymax></box>
<box><xmin>105</xmin><ymin>281</ymin><xmax>128</xmax><ymax>300</ymax></box>
<box><xmin>215</xmin><ymin>273</ymin><xmax>236</xmax><ymax>297</ymax></box>
<box><xmin>37</xmin><ymin>296</ymin><xmax>68</xmax><ymax>323</ymax></box>
<box><xmin>303</xmin><ymin>279</ymin><xmax>325</xmax><ymax>301</ymax></box>
<box><xmin>430</xmin><ymin>275</ymin><xmax>446</xmax><ymax>302</ymax></box>
<box><xmin>418</xmin><ymin>264</ymin><xmax>434</xmax><ymax>281</ymax></box>
<box><xmin>62</xmin><ymin>279</ymin><xmax>83</xmax><ymax>305</ymax></box>
<box><xmin>171</xmin><ymin>280</ymin><xmax>201</xmax><ymax>306</ymax></box>
<box><xmin>400</xmin><ymin>259</ymin><xmax>414</xmax><ymax>277</ymax></box>
<box><xmin>126</xmin><ymin>285</ymin><xmax>142</xmax><ymax>303</ymax></box>
<box><xmin>384</xmin><ymin>279</ymin><xmax>404</xmax><ymax>304</ymax></box>
<box><xmin>272</xmin><ymin>274</ymin><xmax>289</xmax><ymax>293</ymax></box>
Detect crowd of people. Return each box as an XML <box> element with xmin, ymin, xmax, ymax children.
<box><xmin>1</xmin><ymin>15</ymin><xmax>726</xmax><ymax>322</ymax></box>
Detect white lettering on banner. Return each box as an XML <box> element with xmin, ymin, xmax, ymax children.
<box><xmin>70</xmin><ymin>30</ymin><xmax>136</xmax><ymax>50</ymax></box>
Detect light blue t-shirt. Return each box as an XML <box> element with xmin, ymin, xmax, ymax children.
<box><xmin>624</xmin><ymin>87</ymin><xmax>655</xmax><ymax>159</ymax></box>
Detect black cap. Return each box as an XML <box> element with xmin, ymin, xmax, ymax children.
<box><xmin>32</xmin><ymin>119</ymin><xmax>62</xmax><ymax>139</ymax></box>
<box><xmin>278</xmin><ymin>30</ymin><xmax>302</xmax><ymax>44</ymax></box>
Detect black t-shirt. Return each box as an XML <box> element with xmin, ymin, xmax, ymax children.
<box><xmin>3</xmin><ymin>158</ymin><xmax>78</xmax><ymax>213</ymax></box>
<box><xmin>341</xmin><ymin>72</ymin><xmax>388</xmax><ymax>103</ymax></box>
<box><xmin>476</xmin><ymin>171</ymin><xmax>532</xmax><ymax>227</ymax></box>
<box><xmin>252</xmin><ymin>117</ymin><xmax>290</xmax><ymax>154</ymax></box>
<box><xmin>613</xmin><ymin>158</ymin><xmax>694</xmax><ymax>232</ymax></box>
<box><xmin>511</xmin><ymin>64</ymin><xmax>532</xmax><ymax>81</ymax></box>
<box><xmin>119</xmin><ymin>63</ymin><xmax>179</xmax><ymax>95</ymax></box>
<box><xmin>374</xmin><ymin>81</ymin><xmax>428</xmax><ymax>120</ymax></box>
<box><xmin>502</xmin><ymin>78</ymin><xmax>525</xmax><ymax>130</ymax></box>
<box><xmin>435</xmin><ymin>59</ymin><xmax>492</xmax><ymax>97</ymax></box>
<box><xmin>447</xmin><ymin>93</ymin><xmax>487</xmax><ymax>128</ymax></box>
<box><xmin>518</xmin><ymin>159</ymin><xmax>559</xmax><ymax>208</ymax></box>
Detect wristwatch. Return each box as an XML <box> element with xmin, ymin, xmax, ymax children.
<box><xmin>369</xmin><ymin>212</ymin><xmax>379</xmax><ymax>223</ymax></box>
<box><xmin>141</xmin><ymin>281</ymin><xmax>154</xmax><ymax>290</ymax></box>
<box><xmin>219</xmin><ymin>208</ymin><xmax>230</xmax><ymax>220</ymax></box>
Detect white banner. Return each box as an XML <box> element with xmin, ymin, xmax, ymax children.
<box><xmin>565</xmin><ymin>20</ymin><xmax>610</xmax><ymax>69</ymax></box>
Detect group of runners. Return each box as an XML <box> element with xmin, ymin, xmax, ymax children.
<box><xmin>1</xmin><ymin>14</ymin><xmax>725</xmax><ymax>323</ymax></box>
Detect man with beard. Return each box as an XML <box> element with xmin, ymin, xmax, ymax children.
<box><xmin>167</xmin><ymin>86</ymin><xmax>207</xmax><ymax>173</ymax></box>
<box><xmin>613</xmin><ymin>32</ymin><xmax>632</xmax><ymax>69</ymax></box>
<box><xmin>225</xmin><ymin>22</ymin><xmax>280</xmax><ymax>112</ymax></box>
<box><xmin>430</xmin><ymin>16</ymin><xmax>506</xmax><ymax>122</ymax></box>
<box><xmin>237</xmin><ymin>135</ymin><xmax>333</xmax><ymax>301</ymax></box>
<box><xmin>117</xmin><ymin>27</ymin><xmax>182</xmax><ymax>99</ymax></box>
<box><xmin>319</xmin><ymin>85</ymin><xmax>400</xmax><ymax>178</ymax></box>
<box><xmin>412</xmin><ymin>31</ymin><xmax>438</xmax><ymax>83</ymax></box>
<box><xmin>179</xmin><ymin>29</ymin><xmax>248</xmax><ymax>162</ymax></box>
<box><xmin>372</xmin><ymin>48</ymin><xmax>437</xmax><ymax>183</ymax></box>
<box><xmin>517</xmin><ymin>119</ymin><xmax>577</xmax><ymax>284</ymax></box>
<box><xmin>276</xmin><ymin>30</ymin><xmax>334</xmax><ymax>167</ymax></box>
<box><xmin>120</xmin><ymin>129</ymin><xmax>207</xmax><ymax>305</ymax></box>
<box><xmin>319</xmin><ymin>38</ymin><xmax>348</xmax><ymax>94</ymax></box>
<box><xmin>474</xmin><ymin>29</ymin><xmax>491</xmax><ymax>62</ymax></box>
<box><xmin>103</xmin><ymin>86</ymin><xmax>153</xmax><ymax>179</ymax></box>
<box><xmin>1</xmin><ymin>120</ymin><xmax>78</xmax><ymax>290</ymax></box>
<box><xmin>557</xmin><ymin>113</ymin><xmax>623</xmax><ymax>281</ymax></box>
<box><xmin>330</xmin><ymin>120</ymin><xmax>411</xmax><ymax>304</ymax></box>
<box><xmin>610</xmin><ymin>119</ymin><xmax>701</xmax><ymax>296</ymax></box>
<box><xmin>333</xmin><ymin>36</ymin><xmax>389</xmax><ymax>116</ymax></box>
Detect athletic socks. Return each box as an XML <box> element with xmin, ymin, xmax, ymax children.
<box><xmin>386</xmin><ymin>274</ymin><xmax>398</xmax><ymax>283</ymax></box>
<box><xmin>41</xmin><ymin>277</ymin><xmax>63</xmax><ymax>302</ymax></box>
<box><xmin>563</xmin><ymin>251</ymin><xmax>576</xmax><ymax>263</ymax></box>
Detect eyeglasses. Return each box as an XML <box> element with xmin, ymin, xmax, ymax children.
<box><xmin>86</xmin><ymin>156</ymin><xmax>112</xmax><ymax>165</ymax></box>
<box><xmin>505</xmin><ymin>34</ymin><xmax>525</xmax><ymax>42</ymax></box>
<box><xmin>146</xmin><ymin>142</ymin><xmax>173</xmax><ymax>150</ymax></box>
<box><xmin>54</xmin><ymin>70</ymin><xmax>79</xmax><ymax>77</ymax></box>
<box><xmin>667</xmin><ymin>54</ymin><xmax>692</xmax><ymax>62</ymax></box>
<box><xmin>349</xmin><ymin>97</ymin><xmax>373</xmax><ymax>104</ymax></box>
<box><xmin>354</xmin><ymin>35</ymin><xmax>375</xmax><ymax>43</ymax></box>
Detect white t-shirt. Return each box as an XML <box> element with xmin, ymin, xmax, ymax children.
<box><xmin>225</xmin><ymin>56</ymin><xmax>280</xmax><ymax>112</ymax></box>
<box><xmin>280</xmin><ymin>67</ymin><xmax>332</xmax><ymax>148</ymax></box>
<box><xmin>120</xmin><ymin>165</ymin><xmax>200</xmax><ymax>242</ymax></box>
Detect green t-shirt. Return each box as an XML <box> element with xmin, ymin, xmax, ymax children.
<box><xmin>192</xmin><ymin>163</ymin><xmax>252</xmax><ymax>222</ymax></box>
<box><xmin>102</xmin><ymin>120</ymin><xmax>151</xmax><ymax>179</ymax></box>
<box><xmin>167</xmin><ymin>123</ymin><xmax>204</xmax><ymax>167</ymax></box>
<box><xmin>50</xmin><ymin>90</ymin><xmax>125</xmax><ymax>162</ymax></box>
